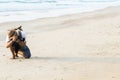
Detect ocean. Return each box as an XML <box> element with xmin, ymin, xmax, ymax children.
<box><xmin>0</xmin><ymin>0</ymin><xmax>120</xmax><ymax>23</ymax></box>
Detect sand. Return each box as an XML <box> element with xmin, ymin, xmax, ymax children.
<box><xmin>0</xmin><ymin>6</ymin><xmax>120</xmax><ymax>80</ymax></box>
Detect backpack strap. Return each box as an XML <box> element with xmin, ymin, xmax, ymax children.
<box><xmin>17</xmin><ymin>30</ymin><xmax>24</xmax><ymax>41</ymax></box>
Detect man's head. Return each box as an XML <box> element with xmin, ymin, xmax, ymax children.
<box><xmin>7</xmin><ymin>30</ymin><xmax>17</xmax><ymax>38</ymax></box>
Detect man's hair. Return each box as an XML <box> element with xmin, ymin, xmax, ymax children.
<box><xmin>8</xmin><ymin>30</ymin><xmax>17</xmax><ymax>38</ymax></box>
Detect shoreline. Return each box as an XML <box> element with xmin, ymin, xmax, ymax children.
<box><xmin>0</xmin><ymin>5</ymin><xmax>120</xmax><ymax>24</ymax></box>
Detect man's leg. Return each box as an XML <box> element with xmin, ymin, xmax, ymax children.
<box><xmin>14</xmin><ymin>42</ymin><xmax>20</xmax><ymax>57</ymax></box>
<box><xmin>10</xmin><ymin>46</ymin><xmax>15</xmax><ymax>59</ymax></box>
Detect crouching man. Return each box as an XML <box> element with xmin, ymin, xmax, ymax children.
<box><xmin>6</xmin><ymin>26</ymin><xmax>31</xmax><ymax>59</ymax></box>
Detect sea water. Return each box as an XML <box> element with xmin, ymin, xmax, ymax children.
<box><xmin>0</xmin><ymin>0</ymin><xmax>119</xmax><ymax>23</ymax></box>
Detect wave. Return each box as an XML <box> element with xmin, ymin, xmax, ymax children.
<box><xmin>0</xmin><ymin>0</ymin><xmax>119</xmax><ymax>23</ymax></box>
<box><xmin>0</xmin><ymin>0</ymin><xmax>119</xmax><ymax>12</ymax></box>
<box><xmin>81</xmin><ymin>0</ymin><xmax>119</xmax><ymax>2</ymax></box>
<box><xmin>0</xmin><ymin>0</ymin><xmax>57</xmax><ymax>3</ymax></box>
<box><xmin>0</xmin><ymin>0</ymin><xmax>119</xmax><ymax>3</ymax></box>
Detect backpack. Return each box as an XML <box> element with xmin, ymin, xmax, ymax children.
<box><xmin>15</xmin><ymin>26</ymin><xmax>26</xmax><ymax>41</ymax></box>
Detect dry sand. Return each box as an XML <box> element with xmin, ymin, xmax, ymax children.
<box><xmin>0</xmin><ymin>6</ymin><xmax>120</xmax><ymax>80</ymax></box>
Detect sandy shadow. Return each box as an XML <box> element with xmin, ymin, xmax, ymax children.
<box><xmin>30</xmin><ymin>56</ymin><xmax>120</xmax><ymax>63</ymax></box>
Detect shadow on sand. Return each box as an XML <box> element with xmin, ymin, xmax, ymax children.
<box><xmin>30</xmin><ymin>56</ymin><xmax>120</xmax><ymax>63</ymax></box>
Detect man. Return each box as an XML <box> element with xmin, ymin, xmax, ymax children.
<box><xmin>6</xmin><ymin>26</ymin><xmax>31</xmax><ymax>59</ymax></box>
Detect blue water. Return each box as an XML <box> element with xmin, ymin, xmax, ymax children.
<box><xmin>0</xmin><ymin>0</ymin><xmax>119</xmax><ymax>22</ymax></box>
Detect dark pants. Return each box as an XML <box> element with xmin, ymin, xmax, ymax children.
<box><xmin>12</xmin><ymin>42</ymin><xmax>20</xmax><ymax>53</ymax></box>
<box><xmin>20</xmin><ymin>46</ymin><xmax>31</xmax><ymax>58</ymax></box>
<box><xmin>12</xmin><ymin>42</ymin><xmax>31</xmax><ymax>58</ymax></box>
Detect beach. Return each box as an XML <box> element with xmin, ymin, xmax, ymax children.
<box><xmin>0</xmin><ymin>5</ymin><xmax>120</xmax><ymax>80</ymax></box>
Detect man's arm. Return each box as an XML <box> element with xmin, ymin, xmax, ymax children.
<box><xmin>6</xmin><ymin>40</ymin><xmax>14</xmax><ymax>48</ymax></box>
<box><xmin>6</xmin><ymin>36</ymin><xmax>17</xmax><ymax>48</ymax></box>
